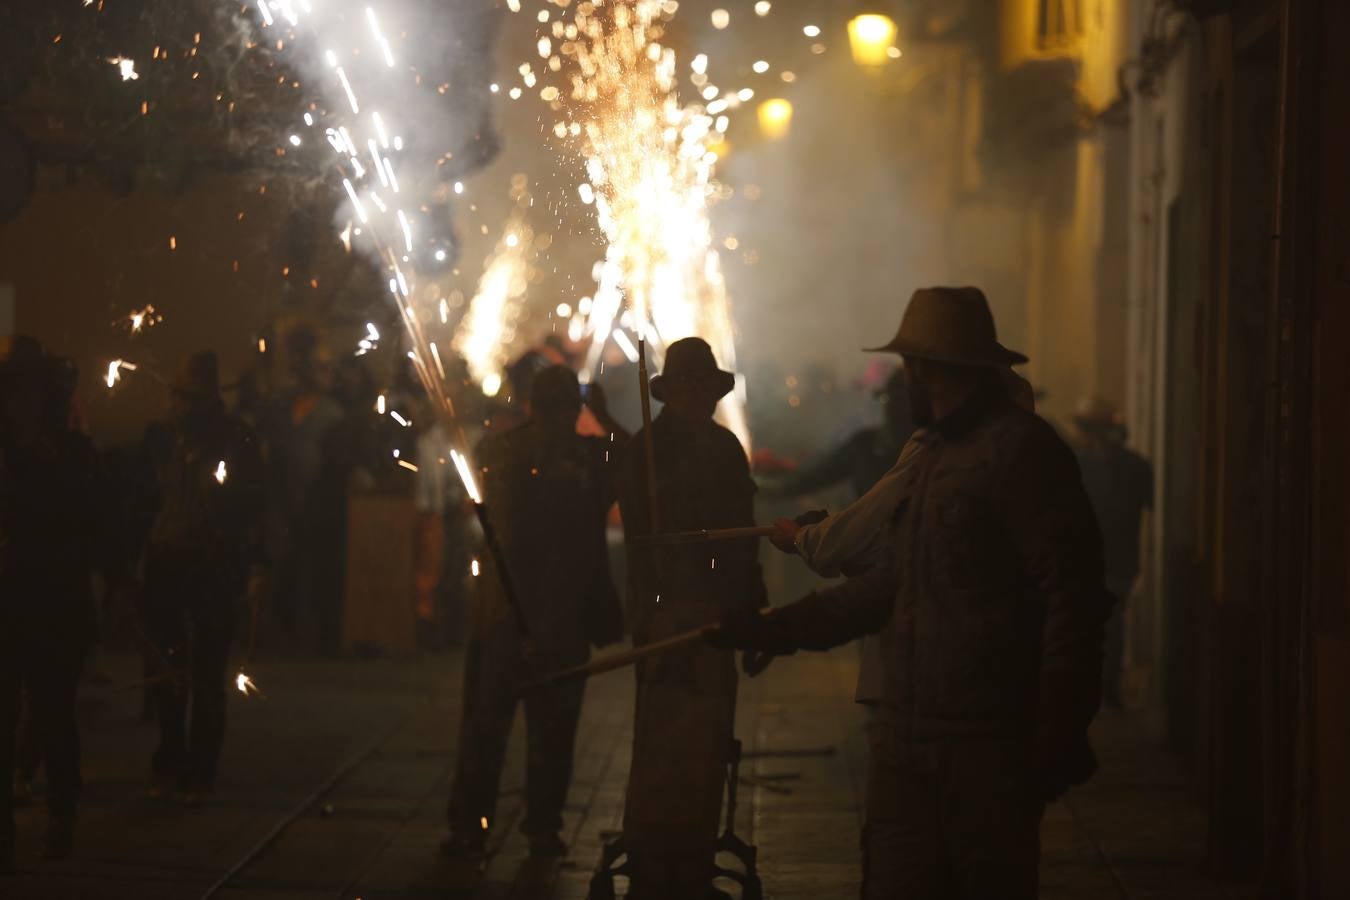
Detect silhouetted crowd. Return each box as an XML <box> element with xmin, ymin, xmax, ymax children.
<box><xmin>3</xmin><ymin>286</ymin><xmax>1154</xmax><ymax>899</ymax></box>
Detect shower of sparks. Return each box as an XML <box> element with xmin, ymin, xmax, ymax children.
<box><xmin>226</xmin><ymin>3</ymin><xmax>460</xmax><ymax>434</ymax></box>
<box><xmin>547</xmin><ymin>0</ymin><xmax>750</xmax><ymax>445</ymax></box>
<box><xmin>453</xmin><ymin>181</ymin><xmax>537</xmax><ymax>397</ymax></box>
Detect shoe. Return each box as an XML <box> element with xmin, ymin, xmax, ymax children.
<box><xmin>527</xmin><ymin>832</ymin><xmax>567</xmax><ymax>859</ymax></box>
<box><xmin>42</xmin><ymin>816</ymin><xmax>75</xmax><ymax>860</ymax></box>
<box><xmin>439</xmin><ymin>832</ymin><xmax>487</xmax><ymax>862</ymax></box>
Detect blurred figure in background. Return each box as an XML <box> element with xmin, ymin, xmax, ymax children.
<box><xmin>1070</xmin><ymin>397</ymin><xmax>1153</xmax><ymax>708</ymax></box>
<box><xmin>1</xmin><ymin>338</ymin><xmax>106</xmax><ymax>867</ymax></box>
<box><xmin>768</xmin><ymin>367</ymin><xmax>915</xmax><ymax>503</ymax></box>
<box><xmin>445</xmin><ymin>366</ymin><xmax>625</xmax><ymax>860</ymax></box>
<box><xmin>617</xmin><ymin>338</ymin><xmax>767</xmax><ymax>900</ymax></box>
<box><xmin>261</xmin><ymin>326</ymin><xmax>342</xmax><ymax>651</ymax></box>
<box><xmin>309</xmin><ymin>357</ymin><xmax>387</xmax><ymax>655</ymax></box>
<box><xmin>138</xmin><ymin>352</ymin><xmax>264</xmax><ymax>803</ymax></box>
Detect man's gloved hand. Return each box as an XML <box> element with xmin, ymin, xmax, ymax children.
<box><xmin>705</xmin><ymin>605</ymin><xmax>799</xmax><ymax>655</ymax></box>
<box><xmin>769</xmin><ymin>518</ymin><xmax>801</xmax><ymax>555</ymax></box>
<box><xmin>769</xmin><ymin>509</ymin><xmax>830</xmax><ymax>555</ymax></box>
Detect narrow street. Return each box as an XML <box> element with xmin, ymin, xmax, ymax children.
<box><xmin>7</xmin><ymin>646</ymin><xmax>1257</xmax><ymax>900</ymax></box>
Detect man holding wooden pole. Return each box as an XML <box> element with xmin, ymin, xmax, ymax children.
<box><xmin>617</xmin><ymin>337</ymin><xmax>766</xmax><ymax>900</ymax></box>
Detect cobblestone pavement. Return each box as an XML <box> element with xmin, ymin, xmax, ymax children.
<box><xmin>6</xmin><ymin>646</ymin><xmax>1256</xmax><ymax>899</ymax></box>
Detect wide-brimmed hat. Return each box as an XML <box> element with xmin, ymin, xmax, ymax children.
<box><xmin>650</xmin><ymin>337</ymin><xmax>736</xmax><ymax>403</ymax></box>
<box><xmin>865</xmin><ymin>287</ymin><xmax>1028</xmax><ymax>367</ymax></box>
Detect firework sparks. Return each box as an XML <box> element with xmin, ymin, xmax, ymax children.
<box><xmin>453</xmin><ymin>182</ymin><xmax>537</xmax><ymax>397</ymax></box>
<box><xmin>235</xmin><ymin>671</ymin><xmax>262</xmax><ymax>697</ymax></box>
<box><xmin>105</xmin><ymin>359</ymin><xmax>136</xmax><ymax>388</ymax></box>
<box><xmin>549</xmin><ymin>0</ymin><xmax>750</xmax><ymax>446</ymax></box>
<box><xmin>450</xmin><ymin>449</ymin><xmax>482</xmax><ymax>504</ymax></box>
<box><xmin>126</xmin><ymin>304</ymin><xmax>162</xmax><ymax>334</ymax></box>
<box><xmin>108</xmin><ymin>56</ymin><xmax>139</xmax><ymax>81</ymax></box>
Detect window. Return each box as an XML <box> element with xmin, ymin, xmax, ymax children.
<box><xmin>1037</xmin><ymin>0</ymin><xmax>1084</xmax><ymax>49</ymax></box>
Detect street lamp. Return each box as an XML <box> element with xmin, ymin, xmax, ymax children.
<box><xmin>757</xmin><ymin>98</ymin><xmax>793</xmax><ymax>140</ymax></box>
<box><xmin>848</xmin><ymin>9</ymin><xmax>898</xmax><ymax>68</ymax></box>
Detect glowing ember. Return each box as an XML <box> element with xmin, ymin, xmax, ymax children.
<box><xmin>108</xmin><ymin>56</ymin><xmax>139</xmax><ymax>81</ymax></box>
<box><xmin>127</xmin><ymin>304</ymin><xmax>162</xmax><ymax>334</ymax></box>
<box><xmin>105</xmin><ymin>359</ymin><xmax>136</xmax><ymax>389</ymax></box>
<box><xmin>235</xmin><ymin>672</ymin><xmax>260</xmax><ymax>697</ymax></box>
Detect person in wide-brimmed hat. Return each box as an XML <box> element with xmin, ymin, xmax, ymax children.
<box><xmin>617</xmin><ymin>336</ymin><xmax>767</xmax><ymax>899</ymax></box>
<box><xmin>647</xmin><ymin>336</ymin><xmax>736</xmax><ymax>408</ymax></box>
<box><xmin>713</xmin><ymin>286</ymin><xmax>1110</xmax><ymax>899</ymax></box>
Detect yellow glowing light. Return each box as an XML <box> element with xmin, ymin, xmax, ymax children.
<box><xmin>757</xmin><ymin>98</ymin><xmax>793</xmax><ymax>140</ymax></box>
<box><xmin>214</xmin><ymin>461</ymin><xmax>228</xmax><ymax>484</ymax></box>
<box><xmin>471</xmin><ymin>559</ymin><xmax>480</xmax><ymax>577</ymax></box>
<box><xmin>848</xmin><ymin>13</ymin><xmax>898</xmax><ymax>68</ymax></box>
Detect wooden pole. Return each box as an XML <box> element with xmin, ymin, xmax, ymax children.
<box><xmin>637</xmin><ymin>337</ymin><xmax>661</xmax><ymax>535</ymax></box>
<box><xmin>630</xmin><ymin>526</ymin><xmax>776</xmax><ymax>546</ymax></box>
<box><xmin>521</xmin><ymin>625</ymin><xmax>716</xmax><ymax>693</ymax></box>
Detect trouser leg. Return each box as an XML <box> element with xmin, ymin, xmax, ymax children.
<box><xmin>862</xmin><ymin>740</ymin><xmax>948</xmax><ymax>900</ymax></box>
<box><xmin>1102</xmin><ymin>589</ymin><xmax>1128</xmax><ymax>707</ymax></box>
<box><xmin>447</xmin><ymin>636</ymin><xmax>519</xmax><ymax>837</ymax></box>
<box><xmin>521</xmin><ymin>677</ymin><xmax>585</xmax><ymax>837</ymax></box>
<box><xmin>142</xmin><ymin>580</ymin><xmax>188</xmax><ymax>779</ymax></box>
<box><xmin>942</xmin><ymin>741</ymin><xmax>1044</xmax><ymax>900</ymax></box>
<box><xmin>29</xmin><ymin>636</ymin><xmax>88</xmax><ymax>820</ymax></box>
<box><xmin>186</xmin><ymin>599</ymin><xmax>235</xmax><ymax>788</ymax></box>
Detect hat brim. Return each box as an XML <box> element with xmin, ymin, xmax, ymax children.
<box><xmin>650</xmin><ymin>369</ymin><xmax>736</xmax><ymax>403</ymax></box>
<box><xmin>862</xmin><ymin>338</ymin><xmax>1028</xmax><ymax>367</ymax></box>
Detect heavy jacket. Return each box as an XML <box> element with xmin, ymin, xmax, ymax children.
<box><xmin>0</xmin><ymin>427</ymin><xmax>104</xmax><ymax>612</ymax></box>
<box><xmin>471</xmin><ymin>421</ymin><xmax>622</xmax><ymax>660</ymax></box>
<box><xmin>766</xmin><ymin>388</ymin><xmax>1109</xmax><ymax>746</ymax></box>
<box><xmin>618</xmin><ymin>409</ymin><xmax>764</xmax><ymax>840</ymax></box>
<box><xmin>142</xmin><ymin>402</ymin><xmax>264</xmax><ymax>588</ymax></box>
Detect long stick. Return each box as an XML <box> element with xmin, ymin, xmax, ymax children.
<box><xmin>521</xmin><ymin>624</ymin><xmax>716</xmax><ymax>693</ymax></box>
<box><xmin>471</xmin><ymin>502</ymin><xmax>532</xmax><ymax>638</ymax></box>
<box><xmin>631</xmin><ymin>525</ymin><xmax>776</xmax><ymax>546</ymax></box>
<box><xmin>637</xmin><ymin>337</ymin><xmax>661</xmax><ymax>535</ymax></box>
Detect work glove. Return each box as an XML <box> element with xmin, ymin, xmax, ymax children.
<box><xmin>705</xmin><ymin>605</ymin><xmax>800</xmax><ymax>655</ymax></box>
